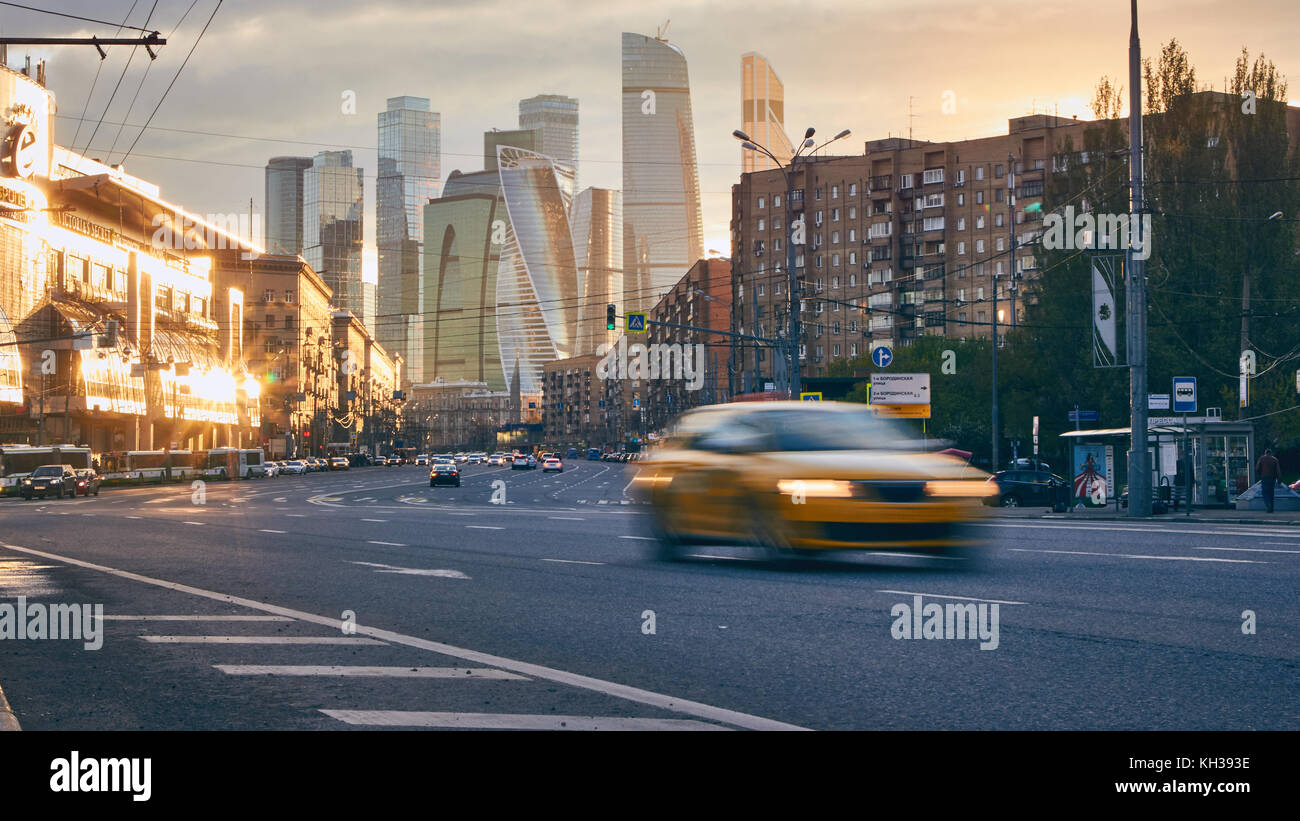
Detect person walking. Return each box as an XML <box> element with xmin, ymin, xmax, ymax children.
<box><xmin>1255</xmin><ymin>448</ymin><xmax>1281</xmax><ymax>514</ymax></box>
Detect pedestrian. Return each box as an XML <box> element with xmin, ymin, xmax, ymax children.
<box><xmin>1255</xmin><ymin>448</ymin><xmax>1281</xmax><ymax>513</ymax></box>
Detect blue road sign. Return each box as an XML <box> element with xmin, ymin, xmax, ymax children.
<box><xmin>633</xmin><ymin>398</ymin><xmax>640</xmax><ymax>408</ymax></box>
<box><xmin>1173</xmin><ymin>376</ymin><xmax>1197</xmax><ymax>413</ymax></box>
<box><xmin>1068</xmin><ymin>410</ymin><xmax>1100</xmax><ymax>422</ymax></box>
<box><xmin>626</xmin><ymin>312</ymin><xmax>647</xmax><ymax>333</ymax></box>
<box><xmin>871</xmin><ymin>345</ymin><xmax>893</xmax><ymax>368</ymax></box>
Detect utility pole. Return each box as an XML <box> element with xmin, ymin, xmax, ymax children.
<box><xmin>787</xmin><ymin>156</ymin><xmax>800</xmax><ymax>398</ymax></box>
<box><xmin>991</xmin><ymin>263</ymin><xmax>999</xmax><ymax>472</ymax></box>
<box><xmin>1127</xmin><ymin>0</ymin><xmax>1151</xmax><ymax>516</ymax></box>
<box><xmin>1008</xmin><ymin>153</ymin><xmax>1018</xmax><ymax>329</ymax></box>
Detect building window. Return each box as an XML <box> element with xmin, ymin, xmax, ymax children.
<box><xmin>831</xmin><ymin>208</ymin><xmax>840</xmax><ymax>222</ymax></box>
<box><xmin>958</xmin><ymin>311</ymin><xmax>967</xmax><ymax>323</ymax></box>
<box><xmin>995</xmin><ymin>213</ymin><xmax>1004</xmax><ymax>227</ymax></box>
<box><xmin>957</xmin><ymin>241</ymin><xmax>966</xmax><ymax>255</ymax></box>
<box><xmin>977</xmin><ymin>215</ymin><xmax>985</xmax><ymax>229</ymax></box>
<box><xmin>757</xmin><ymin>196</ymin><xmax>766</xmax><ymax>209</ymax></box>
<box><xmin>957</xmin><ymin>217</ymin><xmax>966</xmax><ymax>231</ymax></box>
<box><xmin>995</xmin><ymin>189</ymin><xmax>1004</xmax><ymax>203</ymax></box>
<box><xmin>976</xmin><ymin>166</ymin><xmax>985</xmax><ymax>181</ymax></box>
<box><xmin>996</xmin><ymin>237</ymin><xmax>1005</xmax><ymax>251</ymax></box>
<box><xmin>995</xmin><ymin>164</ymin><xmax>1004</xmax><ymax>178</ymax></box>
<box><xmin>773</xmin><ymin>194</ymin><xmax>782</xmax><ymax>208</ymax></box>
<box><xmin>831</xmin><ymin>254</ymin><xmax>840</xmax><ymax>267</ymax></box>
<box><xmin>849</xmin><ymin>273</ymin><xmax>857</xmax><ymax>287</ymax></box>
<box><xmin>264</xmin><ymin>289</ymin><xmax>275</xmax><ymax>303</ymax></box>
<box><xmin>849</xmin><ymin>183</ymin><xmax>857</xmax><ymax>196</ymax></box>
<box><xmin>957</xmin><ymin>193</ymin><xmax>965</xmax><ymax>206</ymax></box>
<box><xmin>285</xmin><ymin>289</ymin><xmax>295</xmax><ymax>304</ymax></box>
<box><xmin>848</xmin><ymin>251</ymin><xmax>856</xmax><ymax>265</ymax></box>
<box><xmin>758</xmin><ymin>218</ymin><xmax>766</xmax><ymax>231</ymax></box>
<box><xmin>976</xmin><ymin>239</ymin><xmax>985</xmax><ymax>253</ymax></box>
<box><xmin>266</xmin><ymin>314</ymin><xmax>277</xmax><ymax>329</ymax></box>
<box><xmin>976</xmin><ymin>191</ymin><xmax>984</xmax><ymax>205</ymax></box>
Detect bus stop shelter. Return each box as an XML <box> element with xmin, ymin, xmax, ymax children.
<box><xmin>1060</xmin><ymin>417</ymin><xmax>1255</xmax><ymax>509</ymax></box>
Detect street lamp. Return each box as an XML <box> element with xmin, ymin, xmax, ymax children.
<box><xmin>734</xmin><ymin>125</ymin><xmax>851</xmax><ymax>397</ymax></box>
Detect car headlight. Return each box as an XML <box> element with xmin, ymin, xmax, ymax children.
<box><xmin>22</xmin><ymin>479</ymin><xmax>31</xmax><ymax>485</ymax></box>
<box><xmin>925</xmin><ymin>480</ymin><xmax>999</xmax><ymax>498</ymax></box>
<box><xmin>776</xmin><ymin>479</ymin><xmax>854</xmax><ymax>498</ymax></box>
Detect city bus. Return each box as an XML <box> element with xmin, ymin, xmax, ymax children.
<box><xmin>198</xmin><ymin>447</ymin><xmax>266</xmax><ymax>480</ymax></box>
<box><xmin>0</xmin><ymin>445</ymin><xmax>93</xmax><ymax>495</ymax></box>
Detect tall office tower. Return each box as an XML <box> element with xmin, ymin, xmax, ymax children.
<box><xmin>303</xmin><ymin>149</ymin><xmax>365</xmax><ymax>315</ymax></box>
<box><xmin>422</xmin><ymin>169</ymin><xmax>507</xmax><ymax>391</ymax></box>
<box><xmin>377</xmin><ymin>96</ymin><xmax>440</xmax><ymax>384</ymax></box>
<box><xmin>571</xmin><ymin>187</ymin><xmax>623</xmax><ymax>356</ymax></box>
<box><xmin>484</xmin><ymin>128</ymin><xmax>540</xmax><ymax>171</ymax></box>
<box><xmin>495</xmin><ymin>146</ymin><xmax>578</xmax><ymax>397</ymax></box>
<box><xmin>741</xmin><ymin>53</ymin><xmax>793</xmax><ymax>173</ymax></box>
<box><xmin>621</xmin><ymin>32</ymin><xmax>704</xmax><ymax>316</ymax></box>
<box><xmin>265</xmin><ymin>156</ymin><xmax>313</xmax><ymax>255</ymax></box>
<box><xmin>519</xmin><ymin>94</ymin><xmax>579</xmax><ymax>188</ymax></box>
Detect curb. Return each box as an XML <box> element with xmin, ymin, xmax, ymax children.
<box><xmin>0</xmin><ymin>682</ymin><xmax>21</xmax><ymax>731</ymax></box>
<box><xmin>1034</xmin><ymin>514</ymin><xmax>1300</xmax><ymax>526</ymax></box>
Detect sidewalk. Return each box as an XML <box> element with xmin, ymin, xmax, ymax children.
<box><xmin>989</xmin><ymin>504</ymin><xmax>1300</xmax><ymax>526</ymax></box>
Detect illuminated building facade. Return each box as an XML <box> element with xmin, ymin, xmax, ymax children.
<box><xmin>741</xmin><ymin>53</ymin><xmax>794</xmax><ymax>173</ymax></box>
<box><xmin>304</xmin><ymin>150</ymin><xmax>364</xmax><ymax>316</ymax></box>
<box><xmin>0</xmin><ymin>61</ymin><xmax>259</xmax><ymax>457</ymax></box>
<box><xmin>570</xmin><ymin>186</ymin><xmax>622</xmax><ymax>357</ymax></box>
<box><xmin>621</xmin><ymin>31</ymin><xmax>704</xmax><ymax>315</ymax></box>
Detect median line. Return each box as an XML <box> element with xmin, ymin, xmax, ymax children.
<box><xmin>216</xmin><ymin>665</ymin><xmax>527</xmax><ymax>680</ymax></box>
<box><xmin>141</xmin><ymin>636</ymin><xmax>385</xmax><ymax>645</ymax></box>
<box><xmin>320</xmin><ymin>711</ymin><xmax>729</xmax><ymax>731</ymax></box>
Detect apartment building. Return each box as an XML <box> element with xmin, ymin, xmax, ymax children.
<box><xmin>730</xmin><ymin>113</ymin><xmax>1088</xmax><ymax>384</ymax></box>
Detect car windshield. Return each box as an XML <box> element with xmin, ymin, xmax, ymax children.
<box><xmin>677</xmin><ymin>406</ymin><xmax>921</xmax><ymax>452</ymax></box>
<box><xmin>32</xmin><ymin>466</ymin><xmax>63</xmax><ymax>477</ymax></box>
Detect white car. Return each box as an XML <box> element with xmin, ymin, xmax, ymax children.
<box><xmin>279</xmin><ymin>460</ymin><xmax>308</xmax><ymax>475</ymax></box>
<box><xmin>259</xmin><ymin>462</ymin><xmax>280</xmax><ymax>478</ymax></box>
<box><xmin>542</xmin><ymin>457</ymin><xmax>563</xmax><ymax>473</ymax></box>
<box><xmin>415</xmin><ymin>454</ymin><xmax>429</xmax><ymax>466</ymax></box>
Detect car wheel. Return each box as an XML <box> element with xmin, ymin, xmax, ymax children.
<box><xmin>649</xmin><ymin>500</ymin><xmax>686</xmax><ymax>561</ymax></box>
<box><xmin>55</xmin><ymin>487</ymin><xmax>63</xmax><ymax>499</ymax></box>
<box><xmin>1000</xmin><ymin>495</ymin><xmax>1020</xmax><ymax>508</ymax></box>
<box><xmin>750</xmin><ymin>503</ymin><xmax>797</xmax><ymax>559</ymax></box>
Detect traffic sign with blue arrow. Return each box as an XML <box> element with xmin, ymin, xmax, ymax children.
<box><xmin>871</xmin><ymin>345</ymin><xmax>893</xmax><ymax>368</ymax></box>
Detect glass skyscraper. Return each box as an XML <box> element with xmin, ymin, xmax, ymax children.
<box><xmin>519</xmin><ymin>95</ymin><xmax>579</xmax><ymax>189</ymax></box>
<box><xmin>741</xmin><ymin>53</ymin><xmax>793</xmax><ymax>173</ymax></box>
<box><xmin>495</xmin><ymin>146</ymin><xmax>578</xmax><ymax>397</ymax></box>
<box><xmin>303</xmin><ymin>149</ymin><xmax>364</xmax><ymax>315</ymax></box>
<box><xmin>422</xmin><ymin>169</ymin><xmax>507</xmax><ymax>391</ymax></box>
<box><xmin>621</xmin><ymin>32</ymin><xmax>704</xmax><ymax>316</ymax></box>
<box><xmin>377</xmin><ymin>95</ymin><xmax>440</xmax><ymax>384</ymax></box>
<box><xmin>571</xmin><ymin>187</ymin><xmax>622</xmax><ymax>357</ymax></box>
<box><xmin>265</xmin><ymin>156</ymin><xmax>313</xmax><ymax>255</ymax></box>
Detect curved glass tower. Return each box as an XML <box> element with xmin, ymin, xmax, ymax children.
<box><xmin>495</xmin><ymin>146</ymin><xmax>578</xmax><ymax>396</ymax></box>
<box><xmin>621</xmin><ymin>32</ymin><xmax>704</xmax><ymax>316</ymax></box>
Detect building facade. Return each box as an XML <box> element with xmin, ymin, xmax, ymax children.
<box><xmin>404</xmin><ymin>377</ymin><xmax>511</xmax><ymax>452</ymax></box>
<box><xmin>329</xmin><ymin>310</ymin><xmax>402</xmax><ymax>455</ymax></box>
<box><xmin>730</xmin><ymin>114</ymin><xmax>1090</xmax><ymax>387</ymax></box>
<box><xmin>571</xmin><ymin>186</ymin><xmax>623</xmax><ymax>358</ymax></box>
<box><xmin>304</xmin><ymin>150</ymin><xmax>364</xmax><ymax>316</ymax></box>
<box><xmin>0</xmin><ymin>62</ymin><xmax>260</xmax><ymax>461</ymax></box>
<box><xmin>741</xmin><ymin>53</ymin><xmax>793</xmax><ymax>174</ymax></box>
<box><xmin>519</xmin><ymin>94</ymin><xmax>579</xmax><ymax>189</ymax></box>
<box><xmin>542</xmin><ymin>353</ymin><xmax>602</xmax><ymax>446</ymax></box>
<box><xmin>264</xmin><ymin>156</ymin><xmax>312</xmax><ymax>256</ymax></box>
<box><xmin>377</xmin><ymin>96</ymin><xmax>439</xmax><ymax>385</ymax></box>
<box><xmin>621</xmin><ymin>32</ymin><xmax>704</xmax><ymax>316</ymax></box>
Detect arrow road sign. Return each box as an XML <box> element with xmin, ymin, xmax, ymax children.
<box><xmin>871</xmin><ymin>345</ymin><xmax>893</xmax><ymax>368</ymax></box>
<box><xmin>869</xmin><ymin>373</ymin><xmax>930</xmax><ymax>404</ymax></box>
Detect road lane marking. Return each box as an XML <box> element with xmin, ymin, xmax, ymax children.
<box><xmin>0</xmin><ymin>541</ymin><xmax>806</xmax><ymax>731</ymax></box>
<box><xmin>98</xmin><ymin>615</ymin><xmax>292</xmax><ymax>622</ymax></box>
<box><xmin>548</xmin><ymin>516</ymin><xmax>585</xmax><ymax>521</ymax></box>
<box><xmin>541</xmin><ymin>559</ymin><xmax>605</xmax><ymax>566</ymax></box>
<box><xmin>141</xmin><ymin>636</ymin><xmax>385</xmax><ymax>645</ymax></box>
<box><xmin>1010</xmin><ymin>548</ymin><xmax>1267</xmax><ymax>563</ymax></box>
<box><xmin>1193</xmin><ymin>546</ymin><xmax>1300</xmax><ymax>554</ymax></box>
<box><xmin>361</xmin><ymin>518</ymin><xmax>387</xmax><ymax>522</ymax></box>
<box><xmin>259</xmin><ymin>529</ymin><xmax>287</xmax><ymax>534</ymax></box>
<box><xmin>216</xmin><ymin>665</ymin><xmax>526</xmax><ymax>679</ymax></box>
<box><xmin>978</xmin><ymin>521</ymin><xmax>1300</xmax><ymax>539</ymax></box>
<box><xmin>877</xmin><ymin>589</ymin><xmax>1027</xmax><ymax>606</ymax></box>
<box><xmin>367</xmin><ymin>540</ymin><xmax>406</xmax><ymax>547</ymax></box>
<box><xmin>320</xmin><ymin>711</ymin><xmax>729</xmax><ymax>731</ymax></box>
<box><xmin>182</xmin><ymin>521</ymin><xmax>204</xmax><ymax>526</ymax></box>
<box><xmin>466</xmin><ymin>525</ymin><xmax>503</xmax><ymax>530</ymax></box>
<box><xmin>618</xmin><ymin>535</ymin><xmax>655</xmax><ymax>541</ymax></box>
<box><xmin>349</xmin><ymin>561</ymin><xmax>469</xmax><ymax>579</ymax></box>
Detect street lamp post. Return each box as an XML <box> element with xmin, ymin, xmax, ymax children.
<box><xmin>734</xmin><ymin>126</ymin><xmax>851</xmax><ymax>398</ymax></box>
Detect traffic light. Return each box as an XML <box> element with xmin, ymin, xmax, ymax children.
<box><xmin>98</xmin><ymin>319</ymin><xmax>118</xmax><ymax>349</ymax></box>
<box><xmin>606</xmin><ymin>303</ymin><xmax>616</xmax><ymax>331</ymax></box>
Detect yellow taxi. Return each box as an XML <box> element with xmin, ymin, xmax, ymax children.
<box><xmin>630</xmin><ymin>401</ymin><xmax>993</xmax><ymax>559</ymax></box>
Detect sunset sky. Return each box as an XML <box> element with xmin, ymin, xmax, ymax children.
<box><xmin>14</xmin><ymin>0</ymin><xmax>1300</xmax><ymax>269</ymax></box>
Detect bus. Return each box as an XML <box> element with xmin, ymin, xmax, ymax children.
<box><xmin>197</xmin><ymin>447</ymin><xmax>265</xmax><ymax>480</ymax></box>
<box><xmin>0</xmin><ymin>445</ymin><xmax>93</xmax><ymax>495</ymax></box>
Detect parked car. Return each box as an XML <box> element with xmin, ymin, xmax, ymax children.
<box><xmin>984</xmin><ymin>468</ymin><xmax>1068</xmax><ymax>508</ymax></box>
<box><xmin>429</xmin><ymin>462</ymin><xmax>461</xmax><ymax>487</ymax></box>
<box><xmin>74</xmin><ymin>468</ymin><xmax>101</xmax><ymax>496</ymax></box>
<box><xmin>20</xmin><ymin>464</ymin><xmax>79</xmax><ymax>500</ymax></box>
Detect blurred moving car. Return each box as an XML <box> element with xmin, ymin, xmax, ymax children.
<box><xmin>542</xmin><ymin>457</ymin><xmax>563</xmax><ymax>473</ymax></box>
<box><xmin>631</xmin><ymin>401</ymin><xmax>993</xmax><ymax>559</ymax></box>
<box><xmin>20</xmin><ymin>465</ymin><xmax>79</xmax><ymax>500</ymax></box>
<box><xmin>329</xmin><ymin>457</ymin><xmax>350</xmax><ymax>471</ymax></box>
<box><xmin>429</xmin><ymin>462</ymin><xmax>461</xmax><ymax>487</ymax></box>
<box><xmin>983</xmin><ymin>468</ymin><xmax>1067</xmax><ymax>508</ymax></box>
<box><xmin>74</xmin><ymin>468</ymin><xmax>101</xmax><ymax>496</ymax></box>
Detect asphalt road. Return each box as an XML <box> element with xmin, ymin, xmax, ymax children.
<box><xmin>1</xmin><ymin>459</ymin><xmax>1295</xmax><ymax>731</ymax></box>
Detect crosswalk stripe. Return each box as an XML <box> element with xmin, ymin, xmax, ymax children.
<box><xmin>216</xmin><ymin>665</ymin><xmax>527</xmax><ymax>679</ymax></box>
<box><xmin>320</xmin><ymin>710</ymin><xmax>730</xmax><ymax>731</ymax></box>
<box><xmin>140</xmin><ymin>635</ymin><xmax>385</xmax><ymax>645</ymax></box>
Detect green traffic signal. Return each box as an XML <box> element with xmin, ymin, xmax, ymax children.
<box><xmin>606</xmin><ymin>303</ymin><xmax>616</xmax><ymax>331</ymax></box>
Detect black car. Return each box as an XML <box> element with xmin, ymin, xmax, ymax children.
<box><xmin>429</xmin><ymin>462</ymin><xmax>460</xmax><ymax>487</ymax></box>
<box><xmin>985</xmin><ymin>468</ymin><xmax>1068</xmax><ymax>508</ymax></box>
<box><xmin>20</xmin><ymin>464</ymin><xmax>79</xmax><ymax>500</ymax></box>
